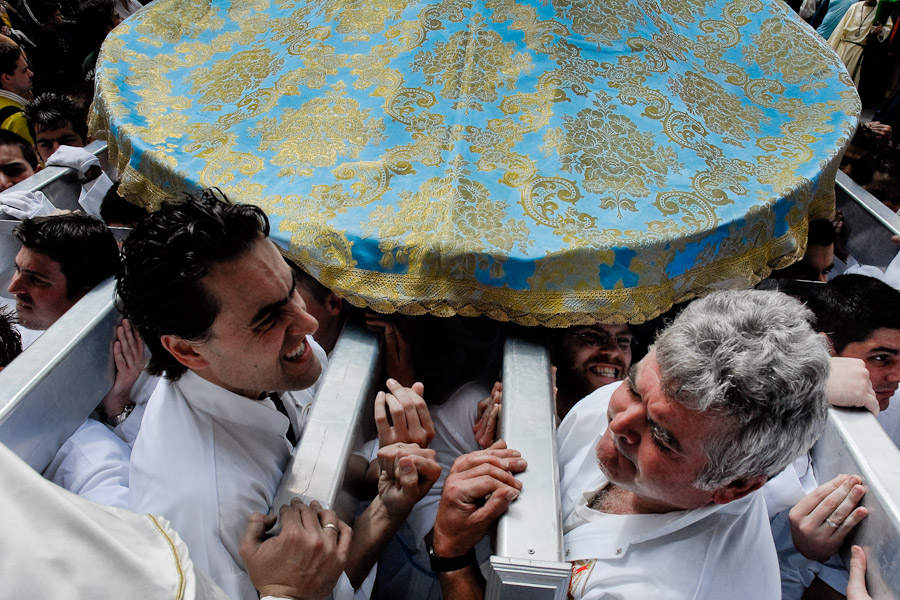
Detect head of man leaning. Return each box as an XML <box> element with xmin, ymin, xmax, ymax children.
<box><xmin>806</xmin><ymin>273</ymin><xmax>900</xmax><ymax>410</ymax></box>
<box><xmin>9</xmin><ymin>214</ymin><xmax>118</xmax><ymax>330</ymax></box>
<box><xmin>595</xmin><ymin>290</ymin><xmax>829</xmax><ymax>513</ymax></box>
<box><xmin>116</xmin><ymin>190</ymin><xmax>321</xmax><ymax>399</ymax></box>
<box><xmin>24</xmin><ymin>93</ymin><xmax>88</xmax><ymax>164</ymax></box>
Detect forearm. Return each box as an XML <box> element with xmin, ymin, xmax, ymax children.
<box><xmin>345</xmin><ymin>496</ymin><xmax>407</xmax><ymax>588</ymax></box>
<box><xmin>438</xmin><ymin>564</ymin><xmax>485</xmax><ymax>600</ymax></box>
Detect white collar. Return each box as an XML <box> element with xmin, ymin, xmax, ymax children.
<box><xmin>0</xmin><ymin>89</ymin><xmax>26</xmax><ymax>106</ymax></box>
<box><xmin>173</xmin><ymin>370</ymin><xmax>289</xmax><ymax>434</ymax></box>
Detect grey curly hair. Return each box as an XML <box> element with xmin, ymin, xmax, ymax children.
<box><xmin>654</xmin><ymin>289</ymin><xmax>830</xmax><ymax>491</ymax></box>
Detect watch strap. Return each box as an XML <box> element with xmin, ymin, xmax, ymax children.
<box><xmin>427</xmin><ymin>541</ymin><xmax>476</xmax><ymax>573</ymax></box>
<box><xmin>107</xmin><ymin>404</ymin><xmax>135</xmax><ymax>427</ymax></box>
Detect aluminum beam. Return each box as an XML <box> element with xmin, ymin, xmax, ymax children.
<box><xmin>835</xmin><ymin>170</ymin><xmax>900</xmax><ymax>270</ymax></box>
<box><xmin>270</xmin><ymin>318</ymin><xmax>381</xmax><ymax>529</ymax></box>
<box><xmin>812</xmin><ymin>408</ymin><xmax>900</xmax><ymax>600</ymax></box>
<box><xmin>487</xmin><ymin>335</ymin><xmax>570</xmax><ymax>600</ymax></box>
<box><xmin>0</xmin><ymin>278</ymin><xmax>118</xmax><ymax>471</ymax></box>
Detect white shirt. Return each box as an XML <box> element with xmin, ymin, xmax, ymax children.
<box><xmin>774</xmin><ymin>393</ymin><xmax>900</xmax><ymax>599</ymax></box>
<box><xmin>373</xmin><ymin>380</ymin><xmax>493</xmax><ymax>600</ymax></box>
<box><xmin>113</xmin><ymin>0</ymin><xmax>144</xmax><ymax>20</ymax></box>
<box><xmin>129</xmin><ymin>338</ymin><xmax>324</xmax><ymax>600</ymax></box>
<box><xmin>43</xmin><ymin>418</ymin><xmax>130</xmax><ymax>508</ymax></box>
<box><xmin>558</xmin><ymin>382</ymin><xmax>781</xmax><ymax>600</ymax></box>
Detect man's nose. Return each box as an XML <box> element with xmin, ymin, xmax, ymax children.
<box><xmin>887</xmin><ymin>364</ymin><xmax>900</xmax><ymax>385</ymax></box>
<box><xmin>8</xmin><ymin>271</ymin><xmax>23</xmax><ymax>294</ymax></box>
<box><xmin>286</xmin><ymin>300</ymin><xmax>319</xmax><ymax>336</ymax></box>
<box><xmin>0</xmin><ymin>173</ymin><xmax>12</xmax><ymax>192</ymax></box>
<box><xmin>608</xmin><ymin>401</ymin><xmax>644</xmax><ymax>445</ymax></box>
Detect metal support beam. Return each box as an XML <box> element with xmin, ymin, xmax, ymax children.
<box><xmin>0</xmin><ymin>278</ymin><xmax>118</xmax><ymax>471</ymax></box>
<box><xmin>812</xmin><ymin>408</ymin><xmax>900</xmax><ymax>600</ymax></box>
<box><xmin>270</xmin><ymin>317</ymin><xmax>381</xmax><ymax>528</ymax></box>
<box><xmin>487</xmin><ymin>335</ymin><xmax>570</xmax><ymax>600</ymax></box>
<box><xmin>835</xmin><ymin>170</ymin><xmax>900</xmax><ymax>270</ymax></box>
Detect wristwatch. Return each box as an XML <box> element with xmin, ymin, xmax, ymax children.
<box><xmin>426</xmin><ymin>540</ymin><xmax>477</xmax><ymax>572</ymax></box>
<box><xmin>107</xmin><ymin>404</ymin><xmax>135</xmax><ymax>427</ymax></box>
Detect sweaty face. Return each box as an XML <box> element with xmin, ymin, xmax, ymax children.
<box><xmin>184</xmin><ymin>237</ymin><xmax>322</xmax><ymax>399</ymax></box>
<box><xmin>594</xmin><ymin>351</ymin><xmax>723</xmax><ymax>512</ymax></box>
<box><xmin>8</xmin><ymin>247</ymin><xmax>77</xmax><ymax>330</ymax></box>
<box><xmin>555</xmin><ymin>323</ymin><xmax>633</xmax><ymax>400</ymax></box>
<box><xmin>0</xmin><ymin>144</ymin><xmax>34</xmax><ymax>190</ymax></box>
<box><xmin>34</xmin><ymin>123</ymin><xmax>85</xmax><ymax>163</ymax></box>
<box><xmin>838</xmin><ymin>328</ymin><xmax>900</xmax><ymax>411</ymax></box>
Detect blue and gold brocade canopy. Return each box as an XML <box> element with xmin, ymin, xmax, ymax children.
<box><xmin>90</xmin><ymin>0</ymin><xmax>859</xmax><ymax>326</ymax></box>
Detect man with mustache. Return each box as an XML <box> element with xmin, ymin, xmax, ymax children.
<box><xmin>552</xmin><ymin>323</ymin><xmax>635</xmax><ymax>420</ymax></box>
<box><xmin>431</xmin><ymin>290</ymin><xmax>830</xmax><ymax>600</ymax></box>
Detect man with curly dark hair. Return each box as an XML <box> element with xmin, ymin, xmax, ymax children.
<box><xmin>119</xmin><ymin>189</ymin><xmax>440</xmax><ymax>600</ymax></box>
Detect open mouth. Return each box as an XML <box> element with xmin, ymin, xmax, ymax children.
<box><xmin>589</xmin><ymin>365</ymin><xmax>620</xmax><ymax>379</ymax></box>
<box><xmin>283</xmin><ymin>338</ymin><xmax>307</xmax><ymax>361</ymax></box>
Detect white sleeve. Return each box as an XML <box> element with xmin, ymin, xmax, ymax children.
<box><xmin>78</xmin><ymin>171</ymin><xmax>115</xmax><ymax>219</ymax></box>
<box><xmin>43</xmin><ymin>419</ymin><xmax>131</xmax><ymax>509</ymax></box>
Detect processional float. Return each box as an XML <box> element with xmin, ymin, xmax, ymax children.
<box><xmin>91</xmin><ymin>1</ymin><xmax>858</xmax><ymax>597</ymax></box>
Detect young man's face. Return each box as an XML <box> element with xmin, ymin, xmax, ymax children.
<box><xmin>7</xmin><ymin>246</ymin><xmax>77</xmax><ymax>330</ymax></box>
<box><xmin>774</xmin><ymin>243</ymin><xmax>835</xmax><ymax>283</ymax></box>
<box><xmin>2</xmin><ymin>53</ymin><xmax>33</xmax><ymax>97</ymax></box>
<box><xmin>0</xmin><ymin>144</ymin><xmax>35</xmax><ymax>190</ymax></box>
<box><xmin>594</xmin><ymin>351</ymin><xmax>727</xmax><ymax>512</ymax></box>
<box><xmin>555</xmin><ymin>323</ymin><xmax>633</xmax><ymax>400</ymax></box>
<box><xmin>172</xmin><ymin>237</ymin><xmax>322</xmax><ymax>399</ymax></box>
<box><xmin>34</xmin><ymin>121</ymin><xmax>85</xmax><ymax>163</ymax></box>
<box><xmin>838</xmin><ymin>327</ymin><xmax>900</xmax><ymax>410</ymax></box>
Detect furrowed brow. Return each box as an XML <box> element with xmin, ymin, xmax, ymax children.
<box><xmin>626</xmin><ymin>364</ymin><xmax>640</xmax><ymax>399</ymax></box>
<box><xmin>648</xmin><ymin>418</ymin><xmax>683</xmax><ymax>453</ymax></box>
<box><xmin>249</xmin><ymin>273</ymin><xmax>296</xmax><ymax>327</ymax></box>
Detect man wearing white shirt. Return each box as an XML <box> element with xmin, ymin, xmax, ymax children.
<box><xmin>431</xmin><ymin>290</ymin><xmax>830</xmax><ymax>600</ymax></box>
<box><xmin>771</xmin><ymin>273</ymin><xmax>900</xmax><ymax>598</ymax></box>
<box><xmin>118</xmin><ymin>190</ymin><xmax>439</xmax><ymax>600</ymax></box>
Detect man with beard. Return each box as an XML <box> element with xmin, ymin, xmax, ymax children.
<box><xmin>552</xmin><ymin>323</ymin><xmax>635</xmax><ymax>420</ymax></box>
<box><xmin>432</xmin><ymin>290</ymin><xmax>830</xmax><ymax>600</ymax></box>
<box><xmin>373</xmin><ymin>321</ymin><xmax>637</xmax><ymax>600</ymax></box>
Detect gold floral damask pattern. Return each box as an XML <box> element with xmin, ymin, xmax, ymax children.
<box><xmin>412</xmin><ymin>15</ymin><xmax>532</xmax><ymax>111</ymax></box>
<box><xmin>92</xmin><ymin>0</ymin><xmax>858</xmax><ymax>326</ymax></box>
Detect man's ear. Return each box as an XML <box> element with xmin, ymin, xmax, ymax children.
<box><xmin>324</xmin><ymin>292</ymin><xmax>344</xmax><ymax>316</ymax></box>
<box><xmin>160</xmin><ymin>334</ymin><xmax>209</xmax><ymax>370</ymax></box>
<box><xmin>711</xmin><ymin>475</ymin><xmax>767</xmax><ymax>505</ymax></box>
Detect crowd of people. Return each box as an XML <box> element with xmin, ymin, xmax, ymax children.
<box><xmin>0</xmin><ymin>1</ymin><xmax>895</xmax><ymax>600</ymax></box>
<box><xmin>791</xmin><ymin>0</ymin><xmax>900</xmax><ymax>107</ymax></box>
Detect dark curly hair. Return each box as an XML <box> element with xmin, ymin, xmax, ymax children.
<box><xmin>14</xmin><ymin>213</ymin><xmax>119</xmax><ymax>298</ymax></box>
<box><xmin>0</xmin><ymin>307</ymin><xmax>22</xmax><ymax>367</ymax></box>
<box><xmin>116</xmin><ymin>188</ymin><xmax>270</xmax><ymax>379</ymax></box>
